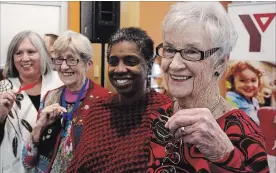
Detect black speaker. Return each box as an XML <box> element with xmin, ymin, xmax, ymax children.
<box><xmin>80</xmin><ymin>1</ymin><xmax>120</xmax><ymax>43</ymax></box>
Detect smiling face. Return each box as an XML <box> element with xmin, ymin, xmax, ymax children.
<box><xmin>233</xmin><ymin>68</ymin><xmax>260</xmax><ymax>100</ymax></box>
<box><xmin>53</xmin><ymin>48</ymin><xmax>90</xmax><ymax>91</ymax></box>
<box><xmin>13</xmin><ymin>38</ymin><xmax>41</xmax><ymax>80</ymax></box>
<box><xmin>161</xmin><ymin>28</ymin><xmax>217</xmax><ymax>99</ymax></box>
<box><xmin>108</xmin><ymin>41</ymin><xmax>148</xmax><ymax>97</ymax></box>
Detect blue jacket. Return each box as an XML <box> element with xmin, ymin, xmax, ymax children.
<box><xmin>226</xmin><ymin>91</ymin><xmax>260</xmax><ymax>125</ymax></box>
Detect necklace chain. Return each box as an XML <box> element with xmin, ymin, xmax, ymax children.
<box><xmin>210</xmin><ymin>96</ymin><xmax>221</xmax><ymax>113</ymax></box>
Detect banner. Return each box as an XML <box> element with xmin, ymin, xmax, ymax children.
<box><xmin>227</xmin><ymin>2</ymin><xmax>276</xmax><ymax>172</ymax></box>
<box><xmin>228</xmin><ymin>2</ymin><xmax>276</xmax><ymax>63</ymax></box>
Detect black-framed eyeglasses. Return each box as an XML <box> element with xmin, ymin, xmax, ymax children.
<box><xmin>51</xmin><ymin>58</ymin><xmax>79</xmax><ymax>66</ymax></box>
<box><xmin>156</xmin><ymin>43</ymin><xmax>221</xmax><ymax>61</ymax></box>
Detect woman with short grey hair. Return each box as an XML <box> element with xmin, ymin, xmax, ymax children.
<box><xmin>0</xmin><ymin>30</ymin><xmax>63</xmax><ymax>173</ymax></box>
<box><xmin>154</xmin><ymin>2</ymin><xmax>268</xmax><ymax>172</ymax></box>
<box><xmin>22</xmin><ymin>30</ymin><xmax>110</xmax><ymax>173</ymax></box>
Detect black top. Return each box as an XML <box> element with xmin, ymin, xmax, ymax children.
<box><xmin>28</xmin><ymin>94</ymin><xmax>41</xmax><ymax>111</ymax></box>
<box><xmin>0</xmin><ymin>69</ymin><xmax>4</xmax><ymax>81</ymax></box>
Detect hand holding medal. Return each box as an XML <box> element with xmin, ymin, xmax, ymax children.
<box><xmin>0</xmin><ymin>90</ymin><xmax>16</xmax><ymax>122</ymax></box>
<box><xmin>32</xmin><ymin>103</ymin><xmax>67</xmax><ymax>143</ymax></box>
<box><xmin>36</xmin><ymin>103</ymin><xmax>67</xmax><ymax>129</ymax></box>
<box><xmin>0</xmin><ymin>79</ymin><xmax>41</xmax><ymax>122</ymax></box>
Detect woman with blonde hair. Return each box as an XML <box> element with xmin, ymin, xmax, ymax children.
<box><xmin>22</xmin><ymin>30</ymin><xmax>110</xmax><ymax>172</ymax></box>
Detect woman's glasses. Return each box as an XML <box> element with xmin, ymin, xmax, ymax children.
<box><xmin>156</xmin><ymin>43</ymin><xmax>220</xmax><ymax>61</ymax></box>
<box><xmin>52</xmin><ymin>58</ymin><xmax>79</xmax><ymax>66</ymax></box>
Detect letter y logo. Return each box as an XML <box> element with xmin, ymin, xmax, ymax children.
<box><xmin>239</xmin><ymin>13</ymin><xmax>276</xmax><ymax>52</ymax></box>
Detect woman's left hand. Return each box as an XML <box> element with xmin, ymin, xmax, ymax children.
<box><xmin>165</xmin><ymin>108</ymin><xmax>234</xmax><ymax>161</ymax></box>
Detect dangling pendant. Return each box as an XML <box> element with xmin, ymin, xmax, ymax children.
<box><xmin>16</xmin><ymin>93</ymin><xmax>24</xmax><ymax>101</ymax></box>
<box><xmin>61</xmin><ymin>117</ymin><xmax>66</xmax><ymax>128</ymax></box>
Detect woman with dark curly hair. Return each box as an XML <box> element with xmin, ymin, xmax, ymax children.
<box><xmin>66</xmin><ymin>27</ymin><xmax>171</xmax><ymax>173</ymax></box>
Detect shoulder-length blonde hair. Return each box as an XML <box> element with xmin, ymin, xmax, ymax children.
<box><xmin>4</xmin><ymin>30</ymin><xmax>52</xmax><ymax>78</ymax></box>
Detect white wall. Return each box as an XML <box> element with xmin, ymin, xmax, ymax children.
<box><xmin>0</xmin><ymin>1</ymin><xmax>68</xmax><ymax>68</ymax></box>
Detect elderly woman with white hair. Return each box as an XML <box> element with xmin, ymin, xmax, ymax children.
<box><xmin>154</xmin><ymin>2</ymin><xmax>269</xmax><ymax>173</ymax></box>
<box><xmin>22</xmin><ymin>30</ymin><xmax>110</xmax><ymax>173</ymax></box>
<box><xmin>0</xmin><ymin>31</ymin><xmax>63</xmax><ymax>173</ymax></box>
<box><xmin>64</xmin><ymin>2</ymin><xmax>268</xmax><ymax>173</ymax></box>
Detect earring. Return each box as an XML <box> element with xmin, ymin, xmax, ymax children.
<box><xmin>214</xmin><ymin>71</ymin><xmax>220</xmax><ymax>77</ymax></box>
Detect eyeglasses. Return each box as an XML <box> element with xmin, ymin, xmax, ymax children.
<box><xmin>52</xmin><ymin>58</ymin><xmax>79</xmax><ymax>66</ymax></box>
<box><xmin>156</xmin><ymin>43</ymin><xmax>221</xmax><ymax>61</ymax></box>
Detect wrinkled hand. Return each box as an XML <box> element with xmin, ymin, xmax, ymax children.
<box><xmin>36</xmin><ymin>103</ymin><xmax>67</xmax><ymax>129</ymax></box>
<box><xmin>0</xmin><ymin>90</ymin><xmax>16</xmax><ymax>123</ymax></box>
<box><xmin>165</xmin><ymin>108</ymin><xmax>234</xmax><ymax>161</ymax></box>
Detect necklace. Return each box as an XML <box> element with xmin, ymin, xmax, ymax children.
<box><xmin>210</xmin><ymin>96</ymin><xmax>221</xmax><ymax>113</ymax></box>
<box><xmin>16</xmin><ymin>79</ymin><xmax>41</xmax><ymax>101</ymax></box>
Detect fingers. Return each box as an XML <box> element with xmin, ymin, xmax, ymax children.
<box><xmin>182</xmin><ymin>132</ymin><xmax>198</xmax><ymax>145</ymax></box>
<box><xmin>1</xmin><ymin>98</ymin><xmax>12</xmax><ymax>107</ymax></box>
<box><xmin>174</xmin><ymin>124</ymin><xmax>197</xmax><ymax>140</ymax></box>
<box><xmin>165</xmin><ymin>108</ymin><xmax>210</xmax><ymax>126</ymax></box>
<box><xmin>42</xmin><ymin>103</ymin><xmax>67</xmax><ymax>118</ymax></box>
<box><xmin>50</xmin><ymin>106</ymin><xmax>67</xmax><ymax>118</ymax></box>
<box><xmin>165</xmin><ymin>115</ymin><xmax>200</xmax><ymax>135</ymax></box>
<box><xmin>165</xmin><ymin>108</ymin><xmax>211</xmax><ymax>135</ymax></box>
<box><xmin>0</xmin><ymin>91</ymin><xmax>16</xmax><ymax>102</ymax></box>
<box><xmin>6</xmin><ymin>91</ymin><xmax>16</xmax><ymax>100</ymax></box>
<box><xmin>59</xmin><ymin>106</ymin><xmax>67</xmax><ymax>113</ymax></box>
<box><xmin>37</xmin><ymin>103</ymin><xmax>67</xmax><ymax>127</ymax></box>
<box><xmin>173</xmin><ymin>126</ymin><xmax>200</xmax><ymax>145</ymax></box>
<box><xmin>0</xmin><ymin>91</ymin><xmax>16</xmax><ymax>109</ymax></box>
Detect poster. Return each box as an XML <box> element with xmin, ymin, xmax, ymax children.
<box><xmin>227</xmin><ymin>2</ymin><xmax>276</xmax><ymax>172</ymax></box>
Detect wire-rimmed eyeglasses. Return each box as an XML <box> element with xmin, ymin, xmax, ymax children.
<box><xmin>156</xmin><ymin>43</ymin><xmax>221</xmax><ymax>61</ymax></box>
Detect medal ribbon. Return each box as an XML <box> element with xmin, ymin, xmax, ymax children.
<box><xmin>17</xmin><ymin>79</ymin><xmax>41</xmax><ymax>93</ymax></box>
<box><xmin>61</xmin><ymin>78</ymin><xmax>88</xmax><ymax>127</ymax></box>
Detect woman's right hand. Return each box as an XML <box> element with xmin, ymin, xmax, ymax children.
<box><xmin>32</xmin><ymin>103</ymin><xmax>67</xmax><ymax>142</ymax></box>
<box><xmin>0</xmin><ymin>90</ymin><xmax>16</xmax><ymax>123</ymax></box>
<box><xmin>36</xmin><ymin>103</ymin><xmax>67</xmax><ymax>129</ymax></box>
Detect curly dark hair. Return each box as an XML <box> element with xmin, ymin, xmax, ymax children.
<box><xmin>106</xmin><ymin>27</ymin><xmax>154</xmax><ymax>88</ymax></box>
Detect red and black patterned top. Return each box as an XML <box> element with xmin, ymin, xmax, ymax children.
<box><xmin>66</xmin><ymin>98</ymin><xmax>269</xmax><ymax>173</ymax></box>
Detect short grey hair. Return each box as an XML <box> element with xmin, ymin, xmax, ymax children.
<box><xmin>52</xmin><ymin>30</ymin><xmax>93</xmax><ymax>62</ymax></box>
<box><xmin>5</xmin><ymin>30</ymin><xmax>52</xmax><ymax>78</ymax></box>
<box><xmin>162</xmin><ymin>2</ymin><xmax>238</xmax><ymax>61</ymax></box>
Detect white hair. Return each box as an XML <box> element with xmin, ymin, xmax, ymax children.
<box><xmin>53</xmin><ymin>30</ymin><xmax>93</xmax><ymax>62</ymax></box>
<box><xmin>162</xmin><ymin>2</ymin><xmax>238</xmax><ymax>61</ymax></box>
